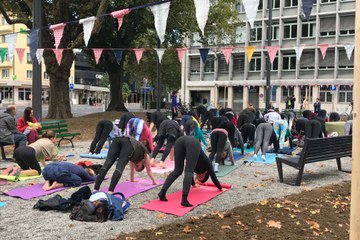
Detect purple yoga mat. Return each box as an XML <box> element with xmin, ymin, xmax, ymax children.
<box><xmin>4</xmin><ymin>181</ymin><xmax>96</xmax><ymax>200</ymax></box>
<box><xmin>100</xmin><ymin>178</ymin><xmax>164</xmax><ymax>198</ymax></box>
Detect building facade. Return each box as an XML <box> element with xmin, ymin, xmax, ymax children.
<box><xmin>181</xmin><ymin>0</ymin><xmax>355</xmax><ymax>114</ymax></box>
<box><xmin>0</xmin><ymin>15</ymin><xmax>109</xmax><ymax>106</ymax></box>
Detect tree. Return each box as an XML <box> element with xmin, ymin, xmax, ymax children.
<box><xmin>122</xmin><ymin>82</ymin><xmax>131</xmax><ymax>103</ymax></box>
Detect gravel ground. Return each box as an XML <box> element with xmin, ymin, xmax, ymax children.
<box><xmin>0</xmin><ymin>141</ymin><xmax>352</xmax><ymax>240</ymax></box>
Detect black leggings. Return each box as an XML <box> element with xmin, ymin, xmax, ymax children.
<box><xmin>160</xmin><ymin>136</ymin><xmax>201</xmax><ymax>201</ymax></box>
<box><xmin>241</xmin><ymin>123</ymin><xmax>255</xmax><ymax>144</ymax></box>
<box><xmin>94</xmin><ymin>137</ymin><xmax>133</xmax><ymax>192</ymax></box>
<box><xmin>151</xmin><ymin>135</ymin><xmax>176</xmax><ymax>162</ymax></box>
<box><xmin>14</xmin><ymin>146</ymin><xmax>41</xmax><ymax>174</ymax></box>
<box><xmin>305</xmin><ymin>120</ymin><xmax>322</xmax><ymax>139</ymax></box>
<box><xmin>89</xmin><ymin>120</ymin><xmax>113</xmax><ymax>154</ymax></box>
<box><xmin>209</xmin><ymin>131</ymin><xmax>228</xmax><ymax>164</ymax></box>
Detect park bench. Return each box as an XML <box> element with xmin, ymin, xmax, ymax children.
<box><xmin>40</xmin><ymin>120</ymin><xmax>81</xmax><ymax>148</ymax></box>
<box><xmin>275</xmin><ymin>135</ymin><xmax>352</xmax><ymax>186</ymax></box>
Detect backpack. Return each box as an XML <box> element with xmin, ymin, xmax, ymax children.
<box><xmin>33</xmin><ymin>194</ymin><xmax>72</xmax><ymax>212</ymax></box>
<box><xmin>69</xmin><ymin>192</ymin><xmax>130</xmax><ymax>222</ymax></box>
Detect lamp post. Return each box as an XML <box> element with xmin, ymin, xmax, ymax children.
<box><xmin>156</xmin><ymin>38</ymin><xmax>161</xmax><ymax>111</ymax></box>
<box><xmin>265</xmin><ymin>0</ymin><xmax>273</xmax><ymax>110</ymax></box>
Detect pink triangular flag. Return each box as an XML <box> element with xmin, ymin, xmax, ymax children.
<box><xmin>266</xmin><ymin>46</ymin><xmax>279</xmax><ymax>64</ymax></box>
<box><xmin>15</xmin><ymin>48</ymin><xmax>25</xmax><ymax>64</ymax></box>
<box><xmin>134</xmin><ymin>49</ymin><xmax>144</xmax><ymax>64</ymax></box>
<box><xmin>52</xmin><ymin>49</ymin><xmax>64</xmax><ymax>66</ymax></box>
<box><xmin>177</xmin><ymin>48</ymin><xmax>186</xmax><ymax>63</ymax></box>
<box><xmin>49</xmin><ymin>23</ymin><xmax>66</xmax><ymax>49</ymax></box>
<box><xmin>319</xmin><ymin>44</ymin><xmax>329</xmax><ymax>59</ymax></box>
<box><xmin>93</xmin><ymin>49</ymin><xmax>103</xmax><ymax>65</ymax></box>
<box><xmin>222</xmin><ymin>47</ymin><xmax>233</xmax><ymax>64</ymax></box>
<box><xmin>111</xmin><ymin>9</ymin><xmax>131</xmax><ymax>31</ymax></box>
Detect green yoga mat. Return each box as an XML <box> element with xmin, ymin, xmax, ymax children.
<box><xmin>216</xmin><ymin>162</ymin><xmax>241</xmax><ymax>177</ymax></box>
<box><xmin>0</xmin><ymin>174</ymin><xmax>42</xmax><ymax>182</ymax></box>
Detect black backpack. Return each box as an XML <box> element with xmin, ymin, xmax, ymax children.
<box><xmin>33</xmin><ymin>194</ymin><xmax>72</xmax><ymax>211</ymax></box>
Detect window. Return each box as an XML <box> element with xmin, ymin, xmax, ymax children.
<box><xmin>320</xmin><ymin>17</ymin><xmax>336</xmax><ymax>36</ymax></box>
<box><xmin>27</xmin><ymin>36</ymin><xmax>31</xmax><ymax>46</ymax></box>
<box><xmin>26</xmin><ymin>71</ymin><xmax>33</xmax><ymax>79</ymax></box>
<box><xmin>191</xmin><ymin>32</ymin><xmax>201</xmax><ymax>47</ymax></box>
<box><xmin>339</xmin><ymin>15</ymin><xmax>355</xmax><ymax>35</ymax></box>
<box><xmin>44</xmin><ymin>72</ymin><xmax>49</xmax><ymax>80</ymax></box>
<box><xmin>267</xmin><ymin>24</ymin><xmax>279</xmax><ymax>40</ymax></box>
<box><xmin>219</xmin><ymin>58</ymin><xmax>229</xmax><ymax>74</ymax></box>
<box><xmin>281</xmin><ymin>87</ymin><xmax>294</xmax><ymax>102</ymax></box>
<box><xmin>27</xmin><ymin>53</ymin><xmax>32</xmax><ymax>63</ymax></box>
<box><xmin>249</xmin><ymin>56</ymin><xmax>261</xmax><ymax>71</ymax></box>
<box><xmin>0</xmin><ymin>36</ymin><xmax>5</xmax><ymax>43</ymax></box>
<box><xmin>270</xmin><ymin>0</ymin><xmax>280</xmax><ymax>9</ymax></box>
<box><xmin>235</xmin><ymin>26</ymin><xmax>246</xmax><ymax>43</ymax></box>
<box><xmin>250</xmin><ymin>24</ymin><xmax>262</xmax><ymax>41</ymax></box>
<box><xmin>321</xmin><ymin>0</ymin><xmax>336</xmax><ymax>3</ymax></box>
<box><xmin>236</xmin><ymin>3</ymin><xmax>245</xmax><ymax>13</ymax></box>
<box><xmin>285</xmin><ymin>0</ymin><xmax>298</xmax><ymax>7</ymax></box>
<box><xmin>1</xmin><ymin>69</ymin><xmax>9</xmax><ymax>78</ymax></box>
<box><xmin>190</xmin><ymin>57</ymin><xmax>200</xmax><ymax>74</ymax></box>
<box><xmin>338</xmin><ymin>51</ymin><xmax>354</xmax><ymax>69</ymax></box>
<box><xmin>302</xmin><ymin>22</ymin><xmax>315</xmax><ymax>38</ymax></box>
<box><xmin>283</xmin><ymin>54</ymin><xmax>296</xmax><ymax>70</ymax></box>
<box><xmin>204</xmin><ymin>57</ymin><xmax>215</xmax><ymax>73</ymax></box>
<box><xmin>233</xmin><ymin>56</ymin><xmax>245</xmax><ymax>73</ymax></box>
<box><xmin>319</xmin><ymin>50</ymin><xmax>335</xmax><ymax>70</ymax></box>
<box><xmin>319</xmin><ymin>86</ymin><xmax>333</xmax><ymax>103</ymax></box>
<box><xmin>300</xmin><ymin>52</ymin><xmax>315</xmax><ymax>70</ymax></box>
<box><xmin>0</xmin><ymin>87</ymin><xmax>13</xmax><ymax>100</ymax></box>
<box><xmin>4</xmin><ymin>53</ymin><xmax>9</xmax><ymax>62</ymax></box>
<box><xmin>270</xmin><ymin>57</ymin><xmax>278</xmax><ymax>71</ymax></box>
<box><xmin>338</xmin><ymin>85</ymin><xmax>352</xmax><ymax>103</ymax></box>
<box><xmin>284</xmin><ymin>22</ymin><xmax>297</xmax><ymax>39</ymax></box>
<box><xmin>18</xmin><ymin>88</ymin><xmax>32</xmax><ymax>101</ymax></box>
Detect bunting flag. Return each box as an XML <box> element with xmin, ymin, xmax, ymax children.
<box><xmin>199</xmin><ymin>48</ymin><xmax>209</xmax><ymax>64</ymax></box>
<box><xmin>72</xmin><ymin>49</ymin><xmax>82</xmax><ymax>55</ymax></box>
<box><xmin>150</xmin><ymin>2</ymin><xmax>171</xmax><ymax>44</ymax></box>
<box><xmin>222</xmin><ymin>47</ymin><xmax>233</xmax><ymax>64</ymax></box>
<box><xmin>79</xmin><ymin>16</ymin><xmax>96</xmax><ymax>47</ymax></box>
<box><xmin>319</xmin><ymin>44</ymin><xmax>329</xmax><ymax>59</ymax></box>
<box><xmin>29</xmin><ymin>29</ymin><xmax>40</xmax><ymax>60</ymax></box>
<box><xmin>36</xmin><ymin>49</ymin><xmax>44</xmax><ymax>64</ymax></box>
<box><xmin>177</xmin><ymin>48</ymin><xmax>186</xmax><ymax>63</ymax></box>
<box><xmin>93</xmin><ymin>49</ymin><xmax>103</xmax><ymax>64</ymax></box>
<box><xmin>113</xmin><ymin>49</ymin><xmax>123</xmax><ymax>64</ymax></box>
<box><xmin>243</xmin><ymin>0</ymin><xmax>260</xmax><ymax>28</ymax></box>
<box><xmin>155</xmin><ymin>48</ymin><xmax>165</xmax><ymax>63</ymax></box>
<box><xmin>52</xmin><ymin>49</ymin><xmax>64</xmax><ymax>66</ymax></box>
<box><xmin>266</xmin><ymin>46</ymin><xmax>279</xmax><ymax>64</ymax></box>
<box><xmin>15</xmin><ymin>48</ymin><xmax>25</xmax><ymax>63</ymax></box>
<box><xmin>344</xmin><ymin>44</ymin><xmax>354</xmax><ymax>60</ymax></box>
<box><xmin>49</xmin><ymin>23</ymin><xmax>66</xmax><ymax>49</ymax></box>
<box><xmin>4</xmin><ymin>33</ymin><xmax>18</xmax><ymax>63</ymax></box>
<box><xmin>294</xmin><ymin>45</ymin><xmax>304</xmax><ymax>61</ymax></box>
<box><xmin>111</xmin><ymin>9</ymin><xmax>131</xmax><ymax>31</ymax></box>
<box><xmin>0</xmin><ymin>48</ymin><xmax>7</xmax><ymax>63</ymax></box>
<box><xmin>194</xmin><ymin>0</ymin><xmax>210</xmax><ymax>35</ymax></box>
<box><xmin>134</xmin><ymin>49</ymin><xmax>144</xmax><ymax>64</ymax></box>
<box><xmin>301</xmin><ymin>0</ymin><xmax>314</xmax><ymax>20</ymax></box>
<box><xmin>245</xmin><ymin>46</ymin><xmax>256</xmax><ymax>62</ymax></box>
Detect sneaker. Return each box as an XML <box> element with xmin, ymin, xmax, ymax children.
<box><xmin>261</xmin><ymin>155</ymin><xmax>266</xmax><ymax>162</ymax></box>
<box><xmin>213</xmin><ymin>163</ymin><xmax>219</xmax><ymax>173</ymax></box>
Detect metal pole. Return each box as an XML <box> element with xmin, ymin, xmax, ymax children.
<box><xmin>156</xmin><ymin>38</ymin><xmax>161</xmax><ymax>111</ymax></box>
<box><xmin>32</xmin><ymin>0</ymin><xmax>42</xmax><ymax>120</ymax></box>
<box><xmin>265</xmin><ymin>0</ymin><xmax>273</xmax><ymax>110</ymax></box>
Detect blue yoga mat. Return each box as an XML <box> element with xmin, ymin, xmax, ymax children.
<box><xmin>80</xmin><ymin>150</ymin><xmax>108</xmax><ymax>159</ymax></box>
<box><xmin>248</xmin><ymin>153</ymin><xmax>283</xmax><ymax>164</ymax></box>
<box><xmin>0</xmin><ymin>202</ymin><xmax>6</xmax><ymax>207</ymax></box>
<box><xmin>233</xmin><ymin>152</ymin><xmax>247</xmax><ymax>161</ymax></box>
<box><xmin>234</xmin><ymin>144</ymin><xmax>254</xmax><ymax>153</ymax></box>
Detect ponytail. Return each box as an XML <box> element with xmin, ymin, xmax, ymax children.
<box><xmin>42</xmin><ymin>130</ymin><xmax>56</xmax><ymax>139</ymax></box>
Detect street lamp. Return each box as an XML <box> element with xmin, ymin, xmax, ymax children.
<box><xmin>265</xmin><ymin>0</ymin><xmax>273</xmax><ymax>110</ymax></box>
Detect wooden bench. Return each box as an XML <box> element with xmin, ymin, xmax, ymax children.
<box><xmin>275</xmin><ymin>135</ymin><xmax>352</xmax><ymax>186</ymax></box>
<box><xmin>40</xmin><ymin>120</ymin><xmax>81</xmax><ymax>148</ymax></box>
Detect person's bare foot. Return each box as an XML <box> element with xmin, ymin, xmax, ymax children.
<box><xmin>150</xmin><ymin>158</ymin><xmax>156</xmax><ymax>167</ymax></box>
<box><xmin>42</xmin><ymin>181</ymin><xmax>51</xmax><ymax>191</ymax></box>
<box><xmin>159</xmin><ymin>161</ymin><xmax>166</xmax><ymax>169</ymax></box>
<box><xmin>48</xmin><ymin>181</ymin><xmax>64</xmax><ymax>190</ymax></box>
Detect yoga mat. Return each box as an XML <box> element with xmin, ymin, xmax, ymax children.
<box><xmin>0</xmin><ymin>174</ymin><xmax>42</xmax><ymax>182</ymax></box>
<box><xmin>100</xmin><ymin>178</ymin><xmax>164</xmax><ymax>198</ymax></box>
<box><xmin>234</xmin><ymin>144</ymin><xmax>254</xmax><ymax>153</ymax></box>
<box><xmin>80</xmin><ymin>153</ymin><xmax>107</xmax><ymax>159</ymax></box>
<box><xmin>0</xmin><ymin>179</ymin><xmax>8</xmax><ymax>186</ymax></box>
<box><xmin>216</xmin><ymin>162</ymin><xmax>241</xmax><ymax>177</ymax></box>
<box><xmin>0</xmin><ymin>202</ymin><xmax>6</xmax><ymax>207</ymax></box>
<box><xmin>4</xmin><ymin>180</ymin><xmax>97</xmax><ymax>200</ymax></box>
<box><xmin>248</xmin><ymin>153</ymin><xmax>283</xmax><ymax>164</ymax></box>
<box><xmin>140</xmin><ymin>182</ymin><xmax>231</xmax><ymax>216</ymax></box>
<box><xmin>150</xmin><ymin>160</ymin><xmax>175</xmax><ymax>174</ymax></box>
<box><xmin>267</xmin><ymin>146</ymin><xmax>297</xmax><ymax>155</ymax></box>
<box><xmin>233</xmin><ymin>152</ymin><xmax>247</xmax><ymax>161</ymax></box>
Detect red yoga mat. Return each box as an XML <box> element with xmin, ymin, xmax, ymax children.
<box><xmin>140</xmin><ymin>182</ymin><xmax>231</xmax><ymax>216</ymax></box>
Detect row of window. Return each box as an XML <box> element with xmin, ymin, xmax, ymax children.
<box><xmin>1</xmin><ymin>69</ymin><xmax>49</xmax><ymax>79</ymax></box>
<box><xmin>0</xmin><ymin>87</ymin><xmax>32</xmax><ymax>101</ymax></box>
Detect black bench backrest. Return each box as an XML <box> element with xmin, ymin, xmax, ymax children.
<box><xmin>299</xmin><ymin>135</ymin><xmax>352</xmax><ymax>165</ymax></box>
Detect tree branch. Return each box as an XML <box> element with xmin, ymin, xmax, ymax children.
<box><xmin>0</xmin><ymin>2</ymin><xmax>32</xmax><ymax>28</ymax></box>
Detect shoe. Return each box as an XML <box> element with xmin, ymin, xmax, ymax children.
<box><xmin>2</xmin><ymin>166</ymin><xmax>13</xmax><ymax>175</ymax></box>
<box><xmin>213</xmin><ymin>163</ymin><xmax>219</xmax><ymax>173</ymax></box>
<box><xmin>261</xmin><ymin>155</ymin><xmax>266</xmax><ymax>162</ymax></box>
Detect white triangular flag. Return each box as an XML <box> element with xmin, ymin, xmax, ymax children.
<box><xmin>344</xmin><ymin>44</ymin><xmax>354</xmax><ymax>60</ymax></box>
<box><xmin>72</xmin><ymin>49</ymin><xmax>82</xmax><ymax>55</ymax></box>
<box><xmin>79</xmin><ymin>16</ymin><xmax>96</xmax><ymax>47</ymax></box>
<box><xmin>194</xmin><ymin>0</ymin><xmax>210</xmax><ymax>35</ymax></box>
<box><xmin>5</xmin><ymin>33</ymin><xmax>18</xmax><ymax>63</ymax></box>
<box><xmin>294</xmin><ymin>45</ymin><xmax>304</xmax><ymax>61</ymax></box>
<box><xmin>36</xmin><ymin>49</ymin><xmax>44</xmax><ymax>64</ymax></box>
<box><xmin>242</xmin><ymin>0</ymin><xmax>260</xmax><ymax>28</ymax></box>
<box><xmin>156</xmin><ymin>48</ymin><xmax>165</xmax><ymax>64</ymax></box>
<box><xmin>150</xmin><ymin>2</ymin><xmax>170</xmax><ymax>44</ymax></box>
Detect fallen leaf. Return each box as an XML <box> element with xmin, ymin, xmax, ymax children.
<box><xmin>267</xmin><ymin>220</ymin><xmax>282</xmax><ymax>229</ymax></box>
<box><xmin>221</xmin><ymin>225</ymin><xmax>231</xmax><ymax>230</ymax></box>
<box><xmin>68</xmin><ymin>224</ymin><xmax>75</xmax><ymax>228</ymax></box>
<box><xmin>310</xmin><ymin>209</ymin><xmax>320</xmax><ymax>215</ymax></box>
<box><xmin>256</xmin><ymin>208</ymin><xmax>261</xmax><ymax>212</ymax></box>
<box><xmin>191</xmin><ymin>216</ymin><xmax>200</xmax><ymax>220</ymax></box>
<box><xmin>217</xmin><ymin>212</ymin><xmax>224</xmax><ymax>219</ymax></box>
<box><xmin>256</xmin><ymin>219</ymin><xmax>262</xmax><ymax>224</ymax></box>
<box><xmin>236</xmin><ymin>221</ymin><xmax>243</xmax><ymax>225</ymax></box>
<box><xmin>339</xmin><ymin>224</ymin><xmax>343</xmax><ymax>228</ymax></box>
<box><xmin>157</xmin><ymin>213</ymin><xmax>167</xmax><ymax>219</ymax></box>
<box><xmin>289</xmin><ymin>214</ymin><xmax>296</xmax><ymax>219</ymax></box>
<box><xmin>155</xmin><ymin>232</ymin><xmax>163</xmax><ymax>236</ymax></box>
<box><xmin>306</xmin><ymin>220</ymin><xmax>320</xmax><ymax>230</ymax></box>
<box><xmin>183</xmin><ymin>225</ymin><xmax>192</xmax><ymax>233</ymax></box>
<box><xmin>259</xmin><ymin>200</ymin><xmax>269</xmax><ymax>206</ymax></box>
<box><xmin>125</xmin><ymin>237</ymin><xmax>137</xmax><ymax>240</ymax></box>
<box><xmin>199</xmin><ymin>237</ymin><xmax>206</xmax><ymax>240</ymax></box>
<box><xmin>276</xmin><ymin>203</ymin><xmax>283</xmax><ymax>208</ymax></box>
<box><xmin>255</xmin><ymin>170</ymin><xmax>265</xmax><ymax>175</ymax></box>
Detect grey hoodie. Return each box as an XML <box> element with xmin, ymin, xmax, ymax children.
<box><xmin>0</xmin><ymin>111</ymin><xmax>18</xmax><ymax>144</ymax></box>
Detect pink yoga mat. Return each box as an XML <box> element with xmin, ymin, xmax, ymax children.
<box><xmin>4</xmin><ymin>181</ymin><xmax>96</xmax><ymax>200</ymax></box>
<box><xmin>0</xmin><ymin>179</ymin><xmax>7</xmax><ymax>186</ymax></box>
<box><xmin>140</xmin><ymin>182</ymin><xmax>232</xmax><ymax>216</ymax></box>
<box><xmin>100</xmin><ymin>178</ymin><xmax>164</xmax><ymax>198</ymax></box>
<box><xmin>150</xmin><ymin>161</ymin><xmax>175</xmax><ymax>174</ymax></box>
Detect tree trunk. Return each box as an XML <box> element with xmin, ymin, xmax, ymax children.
<box><xmin>43</xmin><ymin>50</ymin><xmax>74</xmax><ymax>119</ymax></box>
<box><xmin>107</xmin><ymin>68</ymin><xmax>127</xmax><ymax>111</ymax></box>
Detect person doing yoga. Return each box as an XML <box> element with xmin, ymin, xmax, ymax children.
<box><xmin>42</xmin><ymin>162</ymin><xmax>96</xmax><ymax>191</ymax></box>
<box><xmin>158</xmin><ymin>136</ymin><xmax>222</xmax><ymax>207</ymax></box>
<box><xmin>253</xmin><ymin>123</ymin><xmax>274</xmax><ymax>161</ymax></box>
<box><xmin>125</xmin><ymin>117</ymin><xmax>154</xmax><ymax>152</ymax></box>
<box><xmin>94</xmin><ymin>136</ymin><xmax>157</xmax><ymax>194</ymax></box>
<box><xmin>89</xmin><ymin>119</ymin><xmax>120</xmax><ymax>154</ymax></box>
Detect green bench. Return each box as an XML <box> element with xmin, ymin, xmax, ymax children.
<box><xmin>40</xmin><ymin>120</ymin><xmax>81</xmax><ymax>148</ymax></box>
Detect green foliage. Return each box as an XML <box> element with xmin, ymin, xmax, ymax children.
<box><xmin>122</xmin><ymin>82</ymin><xmax>131</xmax><ymax>102</ymax></box>
<box><xmin>99</xmin><ymin>73</ymin><xmax>110</xmax><ymax>88</ymax></box>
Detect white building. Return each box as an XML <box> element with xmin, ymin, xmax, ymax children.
<box><xmin>181</xmin><ymin>0</ymin><xmax>355</xmax><ymax>114</ymax></box>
